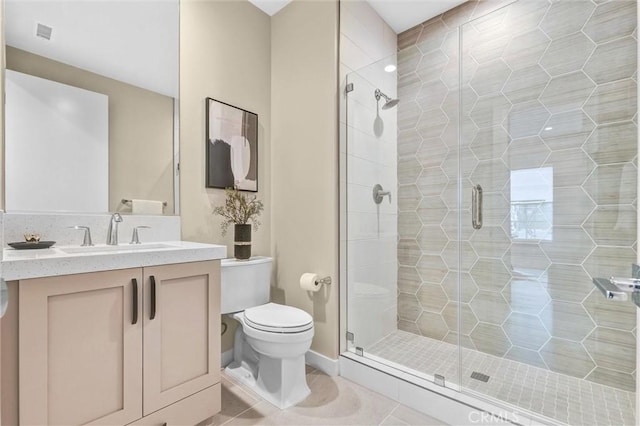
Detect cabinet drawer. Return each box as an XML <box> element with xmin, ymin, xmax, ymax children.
<box><xmin>128</xmin><ymin>383</ymin><xmax>221</xmax><ymax>426</ymax></box>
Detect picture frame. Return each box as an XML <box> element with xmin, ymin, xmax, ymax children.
<box><xmin>205</xmin><ymin>97</ymin><xmax>258</xmax><ymax>192</ymax></box>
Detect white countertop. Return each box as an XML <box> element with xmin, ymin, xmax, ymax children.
<box><xmin>1</xmin><ymin>241</ymin><xmax>227</xmax><ymax>281</ymax></box>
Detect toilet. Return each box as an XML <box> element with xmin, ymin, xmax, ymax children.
<box><xmin>221</xmin><ymin>256</ymin><xmax>314</xmax><ymax>409</ymax></box>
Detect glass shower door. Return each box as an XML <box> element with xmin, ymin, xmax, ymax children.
<box><xmin>459</xmin><ymin>1</ymin><xmax>637</xmax><ymax>424</ymax></box>
<box><xmin>345</xmin><ymin>42</ymin><xmax>463</xmax><ymax>387</ymax></box>
<box><xmin>344</xmin><ymin>56</ymin><xmax>401</xmax><ymax>364</ymax></box>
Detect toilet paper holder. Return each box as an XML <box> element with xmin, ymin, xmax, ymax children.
<box><xmin>316</xmin><ymin>276</ymin><xmax>332</xmax><ymax>286</ymax></box>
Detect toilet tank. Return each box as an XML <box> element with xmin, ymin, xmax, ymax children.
<box><xmin>220</xmin><ymin>256</ymin><xmax>272</xmax><ymax>314</ymax></box>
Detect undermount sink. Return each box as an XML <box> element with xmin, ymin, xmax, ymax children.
<box><xmin>60</xmin><ymin>243</ymin><xmax>177</xmax><ymax>255</ymax></box>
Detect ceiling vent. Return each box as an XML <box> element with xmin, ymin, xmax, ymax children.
<box><xmin>36</xmin><ymin>23</ymin><xmax>53</xmax><ymax>40</ymax></box>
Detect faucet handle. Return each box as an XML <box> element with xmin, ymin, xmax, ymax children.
<box><xmin>69</xmin><ymin>226</ymin><xmax>93</xmax><ymax>246</ymax></box>
<box><xmin>130</xmin><ymin>226</ymin><xmax>151</xmax><ymax>245</ymax></box>
<box><xmin>373</xmin><ymin>184</ymin><xmax>393</xmax><ymax>205</ymax></box>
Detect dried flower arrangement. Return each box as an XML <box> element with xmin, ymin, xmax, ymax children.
<box><xmin>213</xmin><ymin>188</ymin><xmax>264</xmax><ymax>236</ymax></box>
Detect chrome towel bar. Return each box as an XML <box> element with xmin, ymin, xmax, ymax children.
<box><xmin>121</xmin><ymin>198</ymin><xmax>167</xmax><ymax>207</ymax></box>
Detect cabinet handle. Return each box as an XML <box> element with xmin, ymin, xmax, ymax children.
<box><xmin>150</xmin><ymin>275</ymin><xmax>157</xmax><ymax>320</ymax></box>
<box><xmin>132</xmin><ymin>278</ymin><xmax>138</xmax><ymax>325</ymax></box>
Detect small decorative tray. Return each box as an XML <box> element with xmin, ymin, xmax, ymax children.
<box><xmin>8</xmin><ymin>241</ymin><xmax>56</xmax><ymax>250</ymax></box>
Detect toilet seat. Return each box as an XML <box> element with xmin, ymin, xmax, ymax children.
<box><xmin>244</xmin><ymin>302</ymin><xmax>313</xmax><ymax>333</ymax></box>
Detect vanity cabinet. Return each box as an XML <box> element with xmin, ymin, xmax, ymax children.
<box><xmin>19</xmin><ymin>267</ymin><xmax>144</xmax><ymax>425</ymax></box>
<box><xmin>3</xmin><ymin>260</ymin><xmax>221</xmax><ymax>426</ymax></box>
<box><xmin>142</xmin><ymin>262</ymin><xmax>220</xmax><ymax>415</ymax></box>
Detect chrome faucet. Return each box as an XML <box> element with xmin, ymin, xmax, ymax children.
<box><xmin>106</xmin><ymin>213</ymin><xmax>123</xmax><ymax>245</ymax></box>
<box><xmin>69</xmin><ymin>226</ymin><xmax>93</xmax><ymax>246</ymax></box>
<box><xmin>130</xmin><ymin>226</ymin><xmax>150</xmax><ymax>244</ymax></box>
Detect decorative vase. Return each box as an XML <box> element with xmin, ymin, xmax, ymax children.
<box><xmin>234</xmin><ymin>224</ymin><xmax>252</xmax><ymax>260</ymax></box>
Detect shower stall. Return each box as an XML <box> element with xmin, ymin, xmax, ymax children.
<box><xmin>341</xmin><ymin>1</ymin><xmax>638</xmax><ymax>424</ymax></box>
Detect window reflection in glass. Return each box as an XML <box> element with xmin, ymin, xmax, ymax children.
<box><xmin>510</xmin><ymin>167</ymin><xmax>553</xmax><ymax>241</ymax></box>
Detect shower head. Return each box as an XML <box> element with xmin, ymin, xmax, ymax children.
<box><xmin>375</xmin><ymin>88</ymin><xmax>400</xmax><ymax>110</ymax></box>
<box><xmin>382</xmin><ymin>98</ymin><xmax>400</xmax><ymax>110</ymax></box>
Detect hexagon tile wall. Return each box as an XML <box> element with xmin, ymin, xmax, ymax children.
<box><xmin>397</xmin><ymin>0</ymin><xmax>637</xmax><ymax>392</ymax></box>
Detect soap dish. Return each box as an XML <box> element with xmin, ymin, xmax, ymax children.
<box><xmin>8</xmin><ymin>241</ymin><xmax>56</xmax><ymax>250</ymax></box>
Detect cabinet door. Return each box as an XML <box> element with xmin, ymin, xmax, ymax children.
<box><xmin>19</xmin><ymin>268</ymin><xmax>143</xmax><ymax>425</ymax></box>
<box><xmin>143</xmin><ymin>260</ymin><xmax>220</xmax><ymax>415</ymax></box>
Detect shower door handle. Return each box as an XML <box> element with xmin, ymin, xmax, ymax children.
<box><xmin>472</xmin><ymin>184</ymin><xmax>483</xmax><ymax>230</ymax></box>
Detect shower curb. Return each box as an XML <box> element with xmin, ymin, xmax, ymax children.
<box><xmin>339</xmin><ymin>353</ymin><xmax>562</xmax><ymax>426</ymax></box>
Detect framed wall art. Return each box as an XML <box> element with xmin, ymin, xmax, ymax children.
<box><xmin>205</xmin><ymin>97</ymin><xmax>258</xmax><ymax>192</ymax></box>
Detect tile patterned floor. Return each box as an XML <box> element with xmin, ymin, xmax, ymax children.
<box><xmin>204</xmin><ymin>366</ymin><xmax>448</xmax><ymax>426</ymax></box>
<box><xmin>368</xmin><ymin>331</ymin><xmax>636</xmax><ymax>426</ymax></box>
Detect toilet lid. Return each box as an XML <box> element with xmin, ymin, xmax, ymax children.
<box><xmin>244</xmin><ymin>303</ymin><xmax>313</xmax><ymax>333</ymax></box>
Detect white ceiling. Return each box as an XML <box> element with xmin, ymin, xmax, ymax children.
<box><xmin>249</xmin><ymin>0</ymin><xmax>466</xmax><ymax>33</ymax></box>
<box><xmin>5</xmin><ymin>0</ymin><xmax>179</xmax><ymax>98</ymax></box>
<box><xmin>248</xmin><ymin>0</ymin><xmax>292</xmax><ymax>16</ymax></box>
<box><xmin>366</xmin><ymin>0</ymin><xmax>468</xmax><ymax>33</ymax></box>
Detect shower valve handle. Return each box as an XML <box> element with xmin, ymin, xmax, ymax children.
<box><xmin>373</xmin><ymin>184</ymin><xmax>392</xmax><ymax>205</ymax></box>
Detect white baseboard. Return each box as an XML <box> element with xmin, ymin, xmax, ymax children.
<box><xmin>221</xmin><ymin>349</ymin><xmax>234</xmax><ymax>368</ymax></box>
<box><xmin>305</xmin><ymin>350</ymin><xmax>340</xmax><ymax>376</ymax></box>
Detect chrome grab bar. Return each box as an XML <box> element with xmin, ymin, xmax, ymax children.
<box><xmin>471</xmin><ymin>184</ymin><xmax>483</xmax><ymax>230</ymax></box>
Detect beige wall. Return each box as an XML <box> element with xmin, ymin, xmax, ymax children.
<box><xmin>179</xmin><ymin>0</ymin><xmax>272</xmax><ymax>352</ymax></box>
<box><xmin>5</xmin><ymin>47</ymin><xmax>175</xmax><ymax>215</ymax></box>
<box><xmin>180</xmin><ymin>0</ymin><xmax>340</xmax><ymax>358</ymax></box>
<box><xmin>271</xmin><ymin>0</ymin><xmax>340</xmax><ymax>358</ymax></box>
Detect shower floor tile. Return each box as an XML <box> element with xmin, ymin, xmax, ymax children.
<box><xmin>367</xmin><ymin>330</ymin><xmax>636</xmax><ymax>426</ymax></box>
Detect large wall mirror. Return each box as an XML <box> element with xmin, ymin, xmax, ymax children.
<box><xmin>4</xmin><ymin>0</ymin><xmax>179</xmax><ymax>215</ymax></box>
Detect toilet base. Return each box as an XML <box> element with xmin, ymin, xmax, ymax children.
<box><xmin>225</xmin><ymin>322</ymin><xmax>311</xmax><ymax>409</ymax></box>
<box><xmin>256</xmin><ymin>353</ymin><xmax>311</xmax><ymax>409</ymax></box>
<box><xmin>226</xmin><ymin>354</ymin><xmax>311</xmax><ymax>409</ymax></box>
